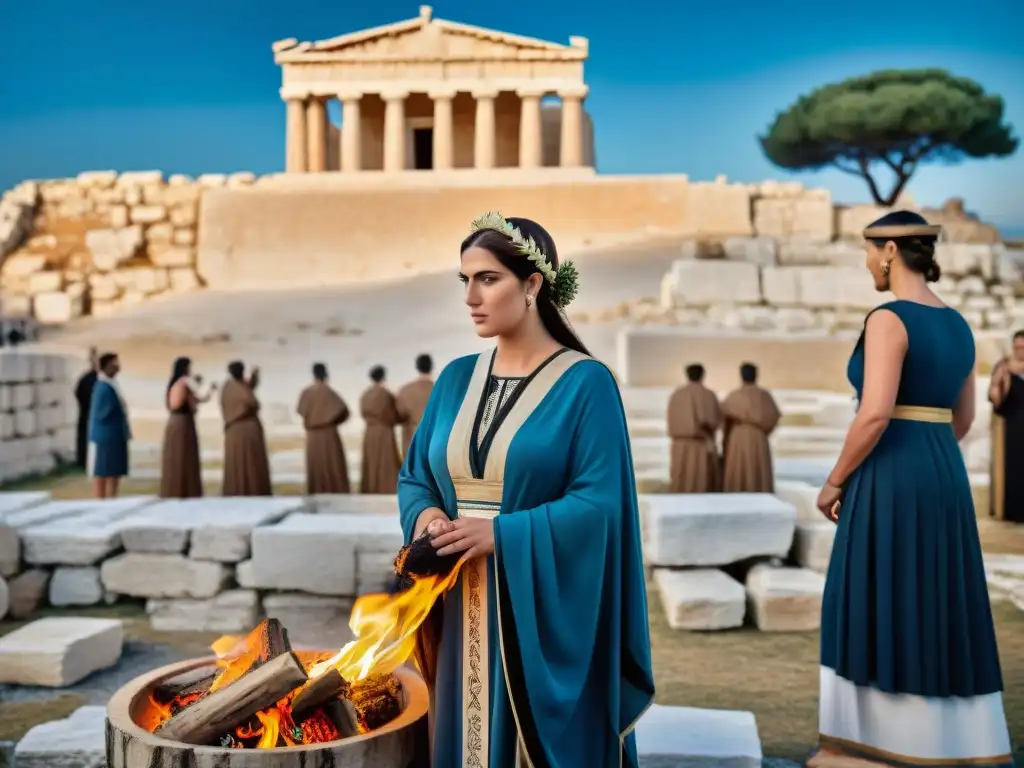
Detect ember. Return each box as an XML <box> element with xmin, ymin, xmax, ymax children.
<box><xmin>142</xmin><ymin>532</ymin><xmax>464</xmax><ymax>750</ymax></box>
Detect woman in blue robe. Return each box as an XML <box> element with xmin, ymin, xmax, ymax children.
<box><xmin>811</xmin><ymin>211</ymin><xmax>1013</xmax><ymax>767</ymax></box>
<box><xmin>398</xmin><ymin>213</ymin><xmax>655</xmax><ymax>768</ymax></box>
<box><xmin>88</xmin><ymin>351</ymin><xmax>132</xmax><ymax>499</ymax></box>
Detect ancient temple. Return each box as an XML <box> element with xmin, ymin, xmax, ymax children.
<box><xmin>273</xmin><ymin>5</ymin><xmax>595</xmax><ymax>173</ymax></box>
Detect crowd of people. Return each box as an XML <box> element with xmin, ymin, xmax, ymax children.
<box><xmin>666</xmin><ymin>361</ymin><xmax>781</xmax><ymax>494</ymax></box>
<box><xmin>72</xmin><ymin>349</ymin><xmax>437</xmax><ymax>499</ymax></box>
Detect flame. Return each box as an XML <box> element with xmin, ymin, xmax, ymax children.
<box><xmin>309</xmin><ymin>563</ymin><xmax>463</xmax><ymax>682</ymax></box>
<box><xmin>146</xmin><ymin>561</ymin><xmax>464</xmax><ymax>748</ymax></box>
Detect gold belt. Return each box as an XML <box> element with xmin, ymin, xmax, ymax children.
<box><xmin>891</xmin><ymin>405</ymin><xmax>952</xmax><ymax>423</ymax></box>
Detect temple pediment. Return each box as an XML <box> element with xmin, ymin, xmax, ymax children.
<box><xmin>274</xmin><ymin>5</ymin><xmax>587</xmax><ymax>62</ymax></box>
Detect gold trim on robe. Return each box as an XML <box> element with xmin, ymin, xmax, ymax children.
<box><xmin>444</xmin><ymin>348</ymin><xmax>586</xmax><ymax>768</ymax></box>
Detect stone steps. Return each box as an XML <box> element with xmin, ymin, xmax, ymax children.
<box><xmin>11</xmin><ymin>702</ymin><xmax>765</xmax><ymax>767</ymax></box>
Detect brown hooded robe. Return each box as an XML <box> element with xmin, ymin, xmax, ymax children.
<box><xmin>667</xmin><ymin>382</ymin><xmax>722</xmax><ymax>493</ymax></box>
<box><xmin>160</xmin><ymin>384</ymin><xmax>203</xmax><ymax>498</ymax></box>
<box><xmin>359</xmin><ymin>383</ymin><xmax>401</xmax><ymax>494</ymax></box>
<box><xmin>220</xmin><ymin>378</ymin><xmax>272</xmax><ymax>496</ymax></box>
<box><xmin>396</xmin><ymin>378</ymin><xmax>433</xmax><ymax>458</ymax></box>
<box><xmin>297</xmin><ymin>381</ymin><xmax>351</xmax><ymax>494</ymax></box>
<box><xmin>722</xmin><ymin>384</ymin><xmax>781</xmax><ymax>493</ymax></box>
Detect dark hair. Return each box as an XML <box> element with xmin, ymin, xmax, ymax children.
<box><xmin>1014</xmin><ymin>330</ymin><xmax>1024</xmax><ymax>341</ymax></box>
<box><xmin>460</xmin><ymin>218</ymin><xmax>590</xmax><ymax>356</ymax></box>
<box><xmin>227</xmin><ymin>360</ymin><xmax>245</xmax><ymax>381</ymax></box>
<box><xmin>369</xmin><ymin>365</ymin><xmax>385</xmax><ymax>383</ymax></box>
<box><xmin>685</xmin><ymin>363</ymin><xmax>705</xmax><ymax>383</ymax></box>
<box><xmin>167</xmin><ymin>357</ymin><xmax>191</xmax><ymax>401</ymax></box>
<box><xmin>312</xmin><ymin>362</ymin><xmax>328</xmax><ymax>381</ymax></box>
<box><xmin>740</xmin><ymin>362</ymin><xmax>757</xmax><ymax>384</ymax></box>
<box><xmin>867</xmin><ymin>210</ymin><xmax>941</xmax><ymax>282</ymax></box>
<box><xmin>98</xmin><ymin>352</ymin><xmax>118</xmax><ymax>371</ymax></box>
<box><xmin>415</xmin><ymin>353</ymin><xmax>433</xmax><ymax>375</ymax></box>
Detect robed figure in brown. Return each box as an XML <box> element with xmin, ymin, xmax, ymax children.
<box><xmin>296</xmin><ymin>362</ymin><xmax>351</xmax><ymax>494</ymax></box>
<box><xmin>220</xmin><ymin>360</ymin><xmax>272</xmax><ymax>496</ymax></box>
<box><xmin>160</xmin><ymin>357</ymin><xmax>215</xmax><ymax>498</ymax></box>
<box><xmin>396</xmin><ymin>353</ymin><xmax>434</xmax><ymax>458</ymax></box>
<box><xmin>989</xmin><ymin>329</ymin><xmax>1024</xmax><ymax>522</ymax></box>
<box><xmin>722</xmin><ymin>362</ymin><xmax>781</xmax><ymax>492</ymax></box>
<box><xmin>359</xmin><ymin>365</ymin><xmax>401</xmax><ymax>494</ymax></box>
<box><xmin>667</xmin><ymin>363</ymin><xmax>722</xmax><ymax>492</ymax></box>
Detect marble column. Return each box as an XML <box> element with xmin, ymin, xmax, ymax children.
<box><xmin>473</xmin><ymin>88</ymin><xmax>497</xmax><ymax>169</ymax></box>
<box><xmin>383</xmin><ymin>90</ymin><xmax>407</xmax><ymax>172</ymax></box>
<box><xmin>306</xmin><ymin>98</ymin><xmax>328</xmax><ymax>173</ymax></box>
<box><xmin>430</xmin><ymin>88</ymin><xmax>456</xmax><ymax>170</ymax></box>
<box><xmin>517</xmin><ymin>87</ymin><xmax>544</xmax><ymax>169</ymax></box>
<box><xmin>285</xmin><ymin>98</ymin><xmax>308</xmax><ymax>173</ymax></box>
<box><xmin>339</xmin><ymin>92</ymin><xmax>362</xmax><ymax>172</ymax></box>
<box><xmin>559</xmin><ymin>85</ymin><xmax>587</xmax><ymax>167</ymax></box>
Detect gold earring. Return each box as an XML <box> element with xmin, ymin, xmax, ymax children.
<box><xmin>881</xmin><ymin>261</ymin><xmax>891</xmax><ymax>277</ymax></box>
<box><xmin>525</xmin><ymin>295</ymin><xmax>534</xmax><ymax>308</ymax></box>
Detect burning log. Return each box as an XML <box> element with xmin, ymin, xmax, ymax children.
<box><xmin>349</xmin><ymin>674</ymin><xmax>404</xmax><ymax>732</ymax></box>
<box><xmin>152</xmin><ymin>665</ymin><xmax>218</xmax><ymax>705</ymax></box>
<box><xmin>155</xmin><ymin>652</ymin><xmax>308</xmax><ymax>745</ymax></box>
<box><xmin>290</xmin><ymin>668</ymin><xmax>350</xmax><ymax>723</ymax></box>
<box><xmin>391</xmin><ymin>531</ymin><xmax>461</xmax><ymax>593</ymax></box>
<box><xmin>322</xmin><ymin>698</ymin><xmax>360</xmax><ymax>738</ymax></box>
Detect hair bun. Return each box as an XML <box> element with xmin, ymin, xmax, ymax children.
<box><xmin>925</xmin><ymin>260</ymin><xmax>941</xmax><ymax>282</ymax></box>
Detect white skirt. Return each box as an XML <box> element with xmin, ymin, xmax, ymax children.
<box><xmin>818</xmin><ymin>666</ymin><xmax>1013</xmax><ymax>765</ymax></box>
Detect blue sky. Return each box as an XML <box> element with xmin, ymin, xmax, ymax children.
<box><xmin>1</xmin><ymin>0</ymin><xmax>1021</xmax><ymax>231</ymax></box>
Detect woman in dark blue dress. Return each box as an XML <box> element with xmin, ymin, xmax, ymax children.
<box><xmin>810</xmin><ymin>211</ymin><xmax>1013</xmax><ymax>766</ymax></box>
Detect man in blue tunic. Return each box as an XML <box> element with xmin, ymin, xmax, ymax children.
<box><xmin>88</xmin><ymin>352</ymin><xmax>131</xmax><ymax>499</ymax></box>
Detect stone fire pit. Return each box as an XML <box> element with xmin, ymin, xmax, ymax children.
<box><xmin>105</xmin><ymin>656</ymin><xmax>428</xmax><ymax>767</ymax></box>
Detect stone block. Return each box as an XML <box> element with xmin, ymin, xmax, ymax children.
<box><xmin>100</xmin><ymin>553</ymin><xmax>230</xmax><ymax>598</ymax></box>
<box><xmin>722</xmin><ymin>237</ymin><xmax>777</xmax><ymax>266</ymax></box>
<box><xmin>793</xmin><ymin>521</ymin><xmax>835</xmax><ymax>572</ymax></box>
<box><xmin>654</xmin><ymin>568</ymin><xmax>746</xmax><ymax>630</ymax></box>
<box><xmin>84</xmin><ymin>225</ymin><xmax>142</xmax><ymax>272</ymax></box>
<box><xmin>615</xmin><ymin>326</ymin><xmax>858</xmax><ymax>390</ymax></box>
<box><xmin>358</xmin><ymin>550</ymin><xmax>398</xmax><ymax>595</ymax></box>
<box><xmin>21</xmin><ymin>496</ymin><xmax>156</xmax><ymax>565</ymax></box>
<box><xmin>5</xmin><ymin>569</ymin><xmax>49</xmax><ymax>618</ymax></box>
<box><xmin>635</xmin><ymin>704</ymin><xmax>762</xmax><ymax>767</ymax></box>
<box><xmin>760</xmin><ymin>266</ymin><xmax>799</xmax><ymax>305</ymax></box>
<box><xmin>0</xmin><ymin>617</ymin><xmax>123</xmax><ymax>686</ymax></box>
<box><xmin>13</xmin><ymin>705</ymin><xmax>107</xmax><ymax>768</ymax></box>
<box><xmin>745</xmin><ymin>564</ymin><xmax>825</xmax><ymax>632</ymax></box>
<box><xmin>49</xmin><ymin>566</ymin><xmax>104</xmax><ymax>607</ymax></box>
<box><xmin>790</xmin><ymin>266</ymin><xmax>884</xmax><ymax>311</ymax></box>
<box><xmin>753</xmin><ymin>196</ymin><xmax>833</xmax><ymax>242</ymax></box>
<box><xmin>146</xmin><ymin>589</ymin><xmax>260</xmax><ymax>633</ymax></box>
<box><xmin>249</xmin><ymin>513</ymin><xmax>399</xmax><ymax>596</ymax></box>
<box><xmin>149</xmin><ymin>243</ymin><xmax>195</xmax><ymax>268</ymax></box>
<box><xmin>643</xmin><ymin>494</ymin><xmax>797</xmax><ymax>567</ymax></box>
<box><xmin>935</xmin><ymin>243</ymin><xmax>996</xmax><ymax>279</ymax></box>
<box><xmin>0</xmin><ymin>522</ymin><xmax>18</xmax><ymax>577</ymax></box>
<box><xmin>117</xmin><ymin>497</ymin><xmax>297</xmax><ymax>561</ymax></box>
<box><xmin>262</xmin><ymin>593</ymin><xmax>352</xmax><ymax>629</ymax></box>
<box><xmin>667</xmin><ymin>260</ymin><xmax>761</xmax><ymax>306</ymax></box>
<box><xmin>773</xmin><ymin>480</ymin><xmax>820</xmax><ymax>522</ymax></box>
<box><xmin>33</xmin><ymin>291</ymin><xmax>80</xmax><ymax>324</ymax></box>
<box><xmin>777</xmin><ymin>240</ymin><xmax>864</xmax><ymax>267</ymax></box>
<box><xmin>116</xmin><ymin>170</ymin><xmax>163</xmax><ymax>187</ymax></box>
<box><xmin>308</xmin><ymin>494</ymin><xmax>400</xmax><ymax>515</ymax></box>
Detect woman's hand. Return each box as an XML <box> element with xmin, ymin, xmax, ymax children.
<box><xmin>413</xmin><ymin>507</ymin><xmax>449</xmax><ymax>540</ymax></box>
<box><xmin>431</xmin><ymin>517</ymin><xmax>495</xmax><ymax>561</ymax></box>
<box><xmin>817</xmin><ymin>482</ymin><xmax>842</xmax><ymax>522</ymax></box>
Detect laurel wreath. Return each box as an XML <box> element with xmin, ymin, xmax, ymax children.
<box><xmin>469</xmin><ymin>211</ymin><xmax>579</xmax><ymax>309</ymax></box>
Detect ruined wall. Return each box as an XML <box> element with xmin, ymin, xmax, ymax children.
<box><xmin>195</xmin><ymin>174</ymin><xmax>694</xmax><ymax>290</ymax></box>
<box><xmin>0</xmin><ymin>350</ymin><xmax>78</xmax><ymax>484</ymax></box>
<box><xmin>0</xmin><ymin>171</ymin><xmax>254</xmax><ymax>323</ymax></box>
<box><xmin>0</xmin><ymin>170</ymin><xmax>1011</xmax><ymax>323</ymax></box>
